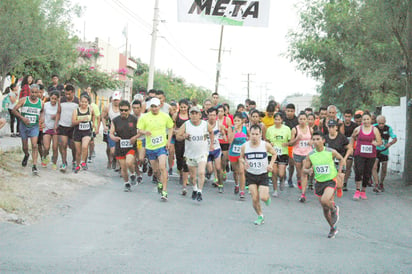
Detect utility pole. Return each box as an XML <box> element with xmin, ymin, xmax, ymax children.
<box><xmin>405</xmin><ymin>2</ymin><xmax>412</xmax><ymax>185</ymax></box>
<box><xmin>215</xmin><ymin>25</ymin><xmax>224</xmax><ymax>94</ymax></box>
<box><xmin>242</xmin><ymin>73</ymin><xmax>255</xmax><ymax>99</ymax></box>
<box><xmin>147</xmin><ymin>0</ymin><xmax>160</xmax><ymax>91</ymax></box>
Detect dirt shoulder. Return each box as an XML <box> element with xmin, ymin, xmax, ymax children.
<box><xmin>0</xmin><ymin>149</ymin><xmax>109</xmax><ymax>225</ymax></box>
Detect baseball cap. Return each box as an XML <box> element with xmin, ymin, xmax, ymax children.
<box><xmin>327</xmin><ymin>119</ymin><xmax>338</xmax><ymax>127</ymax></box>
<box><xmin>112</xmin><ymin>91</ymin><xmax>122</xmax><ymax>100</ymax></box>
<box><xmin>189</xmin><ymin>106</ymin><xmax>201</xmax><ymax>113</ymax></box>
<box><xmin>149</xmin><ymin>97</ymin><xmax>161</xmax><ymax>107</ymax></box>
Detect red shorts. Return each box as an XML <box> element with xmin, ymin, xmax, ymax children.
<box><xmin>116</xmin><ymin>149</ymin><xmax>135</xmax><ymax>160</ymax></box>
<box><xmin>229</xmin><ymin>155</ymin><xmax>240</xmax><ymax>162</ymax></box>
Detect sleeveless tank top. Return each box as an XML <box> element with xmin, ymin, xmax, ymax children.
<box><xmin>218</xmin><ymin>116</ymin><xmax>229</xmax><ymax>144</ymax></box>
<box><xmin>76</xmin><ymin>107</ymin><xmax>92</xmax><ymax>132</ymax></box>
<box><xmin>293</xmin><ymin>125</ymin><xmax>312</xmax><ymax>156</ymax></box>
<box><xmin>308</xmin><ymin>147</ymin><xmax>338</xmax><ymax>182</ymax></box>
<box><xmin>109</xmin><ymin>103</ymin><xmax>120</xmax><ymax>121</ymax></box>
<box><xmin>207</xmin><ymin>121</ymin><xmax>221</xmax><ymax>150</ymax></box>
<box><xmin>229</xmin><ymin>125</ymin><xmax>248</xmax><ymax>157</ymax></box>
<box><xmin>354</xmin><ymin>126</ymin><xmax>376</xmax><ymax>158</ymax></box>
<box><xmin>43</xmin><ymin>102</ymin><xmax>58</xmax><ymax>131</ymax></box>
<box><xmin>21</xmin><ymin>97</ymin><xmax>42</xmax><ymax>128</ymax></box>
<box><xmin>244</xmin><ymin>141</ymin><xmax>268</xmax><ymax>175</ymax></box>
<box><xmin>184</xmin><ymin>120</ymin><xmax>209</xmax><ymax>159</ymax></box>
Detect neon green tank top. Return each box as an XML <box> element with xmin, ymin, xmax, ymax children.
<box><xmin>308</xmin><ymin>147</ymin><xmax>337</xmax><ymax>182</ymax></box>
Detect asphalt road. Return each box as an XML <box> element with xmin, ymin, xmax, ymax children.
<box><xmin>0</xmin><ymin>143</ymin><xmax>411</xmax><ymax>273</ymax></box>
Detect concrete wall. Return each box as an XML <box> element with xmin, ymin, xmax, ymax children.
<box><xmin>381</xmin><ymin>97</ymin><xmax>407</xmax><ymax>175</ymax></box>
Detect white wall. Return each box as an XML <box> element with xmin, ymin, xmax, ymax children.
<box><xmin>381</xmin><ymin>97</ymin><xmax>406</xmax><ymax>175</ymax></box>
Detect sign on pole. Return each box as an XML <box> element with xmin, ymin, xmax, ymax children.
<box><xmin>177</xmin><ymin>0</ymin><xmax>270</xmax><ymax>27</ymax></box>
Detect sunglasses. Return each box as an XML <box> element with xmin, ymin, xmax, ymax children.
<box><xmin>120</xmin><ymin>109</ymin><xmax>129</xmax><ymax>112</ymax></box>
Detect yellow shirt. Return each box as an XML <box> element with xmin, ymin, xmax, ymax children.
<box><xmin>137</xmin><ymin>111</ymin><xmax>174</xmax><ymax>150</ymax></box>
<box><xmin>261</xmin><ymin>113</ymin><xmax>275</xmax><ymax>128</ymax></box>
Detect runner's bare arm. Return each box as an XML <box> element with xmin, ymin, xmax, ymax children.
<box><xmin>109</xmin><ymin>122</ymin><xmax>120</xmax><ymax>142</ymax></box>
<box><xmin>373</xmin><ymin>127</ymin><xmax>383</xmax><ymax>147</ymax></box>
<box><xmin>12</xmin><ymin>98</ymin><xmax>29</xmax><ymax>125</ymax></box>
<box><xmin>175</xmin><ymin>123</ymin><xmax>187</xmax><ymax>142</ymax></box>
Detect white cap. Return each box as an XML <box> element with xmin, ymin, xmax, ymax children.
<box><xmin>112</xmin><ymin>91</ymin><xmax>122</xmax><ymax>100</ymax></box>
<box><xmin>149</xmin><ymin>97</ymin><xmax>161</xmax><ymax>107</ymax></box>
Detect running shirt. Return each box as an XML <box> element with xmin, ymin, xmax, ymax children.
<box><xmin>244</xmin><ymin>141</ymin><xmax>268</xmax><ymax>175</ymax></box>
<box><xmin>160</xmin><ymin>103</ymin><xmax>170</xmax><ymax>114</ymax></box>
<box><xmin>43</xmin><ymin>101</ymin><xmax>58</xmax><ymax>131</ymax></box>
<box><xmin>137</xmin><ymin>111</ymin><xmax>174</xmax><ymax>150</ymax></box>
<box><xmin>261</xmin><ymin>113</ymin><xmax>274</xmax><ymax>128</ymax></box>
<box><xmin>175</xmin><ymin>113</ymin><xmax>189</xmax><ymax>131</ymax></box>
<box><xmin>20</xmin><ymin>97</ymin><xmax>42</xmax><ymax>127</ymax></box>
<box><xmin>374</xmin><ymin>124</ymin><xmax>396</xmax><ymax>155</ymax></box>
<box><xmin>266</xmin><ymin>124</ymin><xmax>291</xmax><ymax>156</ymax></box>
<box><xmin>217</xmin><ymin>116</ymin><xmax>229</xmax><ymax>144</ymax></box>
<box><xmin>308</xmin><ymin>147</ymin><xmax>338</xmax><ymax>182</ymax></box>
<box><xmin>112</xmin><ymin>115</ymin><xmax>138</xmax><ymax>153</ymax></box>
<box><xmin>292</xmin><ymin>126</ymin><xmax>312</xmax><ymax>156</ymax></box>
<box><xmin>344</xmin><ymin>121</ymin><xmax>358</xmax><ymax>140</ymax></box>
<box><xmin>321</xmin><ymin>118</ymin><xmax>343</xmax><ymax>135</ymax></box>
<box><xmin>229</xmin><ymin>126</ymin><xmax>248</xmax><ymax>157</ymax></box>
<box><xmin>354</xmin><ymin>126</ymin><xmax>377</xmax><ymax>158</ymax></box>
<box><xmin>108</xmin><ymin>103</ymin><xmax>120</xmax><ymax>121</ymax></box>
<box><xmin>59</xmin><ymin>96</ymin><xmax>79</xmax><ymax>127</ymax></box>
<box><xmin>325</xmin><ymin>133</ymin><xmax>349</xmax><ymax>157</ymax></box>
<box><xmin>184</xmin><ymin>120</ymin><xmax>209</xmax><ymax>159</ymax></box>
<box><xmin>283</xmin><ymin>115</ymin><xmax>298</xmax><ymax>129</ymax></box>
<box><xmin>8</xmin><ymin>92</ymin><xmax>18</xmax><ymax>110</ymax></box>
<box><xmin>75</xmin><ymin>107</ymin><xmax>92</xmax><ymax>132</ymax></box>
<box><xmin>207</xmin><ymin>121</ymin><xmax>221</xmax><ymax>150</ymax></box>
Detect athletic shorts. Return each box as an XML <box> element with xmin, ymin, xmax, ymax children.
<box><xmin>208</xmin><ymin>148</ymin><xmax>222</xmax><ymax>162</ymax></box>
<box><xmin>108</xmin><ymin>135</ymin><xmax>116</xmax><ymax>148</ymax></box>
<box><xmin>116</xmin><ymin>149</ymin><xmax>136</xmax><ymax>160</ymax></box>
<box><xmin>288</xmin><ymin>146</ymin><xmax>293</xmax><ymax>157</ymax></box>
<box><xmin>376</xmin><ymin>151</ymin><xmax>388</xmax><ymax>162</ymax></box>
<box><xmin>19</xmin><ymin>124</ymin><xmax>39</xmax><ymax>140</ymax></box>
<box><xmin>275</xmin><ymin>155</ymin><xmax>289</xmax><ymax>165</ymax></box>
<box><xmin>186</xmin><ymin>154</ymin><xmax>208</xmax><ymax>167</ymax></box>
<box><xmin>293</xmin><ymin>153</ymin><xmax>307</xmax><ymax>163</ymax></box>
<box><xmin>146</xmin><ymin>147</ymin><xmax>168</xmax><ymax>161</ymax></box>
<box><xmin>103</xmin><ymin>133</ymin><xmax>108</xmax><ymax>143</ymax></box>
<box><xmin>58</xmin><ymin>125</ymin><xmax>74</xmax><ymax>138</ymax></box>
<box><xmin>220</xmin><ymin>143</ymin><xmax>230</xmax><ymax>151</ymax></box>
<box><xmin>44</xmin><ymin>129</ymin><xmax>57</xmax><ymax>135</ymax></box>
<box><xmin>73</xmin><ymin>129</ymin><xmax>92</xmax><ymax>142</ymax></box>
<box><xmin>246</xmin><ymin>171</ymin><xmax>269</xmax><ymax>186</ymax></box>
<box><xmin>314</xmin><ymin>179</ymin><xmax>337</xmax><ymax>197</ymax></box>
<box><xmin>229</xmin><ymin>155</ymin><xmax>240</xmax><ymax>162</ymax></box>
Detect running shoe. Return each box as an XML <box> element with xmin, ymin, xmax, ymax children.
<box><xmin>212</xmin><ymin>178</ymin><xmax>218</xmax><ymax>187</ymax></box>
<box><xmin>239</xmin><ymin>191</ymin><xmax>245</xmax><ymax>200</ymax></box>
<box><xmin>52</xmin><ymin>164</ymin><xmax>58</xmax><ymax>170</ymax></box>
<box><xmin>168</xmin><ymin>168</ymin><xmax>173</xmax><ymax>176</ymax></box>
<box><xmin>152</xmin><ymin>175</ymin><xmax>158</xmax><ymax>184</ymax></box>
<box><xmin>222</xmin><ymin>171</ymin><xmax>227</xmax><ymax>181</ymax></box>
<box><xmin>142</xmin><ymin>159</ymin><xmax>148</xmax><ymax>173</ymax></box>
<box><xmin>87</xmin><ymin>156</ymin><xmax>93</xmax><ymax>163</ymax></box>
<box><xmin>148</xmin><ymin>166</ymin><xmax>153</xmax><ymax>177</ymax></box>
<box><xmin>181</xmin><ymin>188</ymin><xmax>187</xmax><ymax>196</ymax></box>
<box><xmin>297</xmin><ymin>180</ymin><xmax>302</xmax><ymax>190</ymax></box>
<box><xmin>161</xmin><ymin>191</ymin><xmax>168</xmax><ymax>201</ymax></box>
<box><xmin>137</xmin><ymin>175</ymin><xmax>143</xmax><ymax>184</ymax></box>
<box><xmin>130</xmin><ymin>173</ymin><xmax>137</xmax><ymax>186</ymax></box>
<box><xmin>328</xmin><ymin>227</ymin><xmax>338</xmax><ymax>238</ymax></box>
<box><xmin>342</xmin><ymin>183</ymin><xmax>348</xmax><ymax>192</ymax></box>
<box><xmin>157</xmin><ymin>182</ymin><xmax>163</xmax><ymax>194</ymax></box>
<box><xmin>254</xmin><ymin>215</ymin><xmax>264</xmax><ymax>225</ymax></box>
<box><xmin>331</xmin><ymin>205</ymin><xmax>340</xmax><ymax>226</ymax></box>
<box><xmin>308</xmin><ymin>184</ymin><xmax>314</xmax><ymax>191</ymax></box>
<box><xmin>218</xmin><ymin>184</ymin><xmax>224</xmax><ymax>193</ymax></box>
<box><xmin>74</xmin><ymin>166</ymin><xmax>80</xmax><ymax>174</ymax></box>
<box><xmin>196</xmin><ymin>192</ymin><xmax>203</xmax><ymax>202</ymax></box>
<box><xmin>299</xmin><ymin>193</ymin><xmax>306</xmax><ymax>203</ymax></box>
<box><xmin>234</xmin><ymin>184</ymin><xmax>240</xmax><ymax>194</ymax></box>
<box><xmin>279</xmin><ymin>180</ymin><xmax>285</xmax><ymax>191</ymax></box>
<box><xmin>124</xmin><ymin>183</ymin><xmax>131</xmax><ymax>192</ymax></box>
<box><xmin>272</xmin><ymin>190</ymin><xmax>278</xmax><ymax>197</ymax></box>
<box><xmin>288</xmin><ymin>178</ymin><xmax>294</xmax><ymax>188</ymax></box>
<box><xmin>191</xmin><ymin>190</ymin><xmax>197</xmax><ymax>200</ymax></box>
<box><xmin>41</xmin><ymin>161</ymin><xmax>47</xmax><ymax>168</ymax></box>
<box><xmin>81</xmin><ymin>162</ymin><xmax>88</xmax><ymax>171</ymax></box>
<box><xmin>22</xmin><ymin>154</ymin><xmax>30</xmax><ymax>167</ymax></box>
<box><xmin>373</xmin><ymin>185</ymin><xmax>382</xmax><ymax>194</ymax></box>
<box><xmin>264</xmin><ymin>197</ymin><xmax>271</xmax><ymax>206</ymax></box>
<box><xmin>336</xmin><ymin>188</ymin><xmax>343</xmax><ymax>198</ymax></box>
<box><xmin>205</xmin><ymin>172</ymin><xmax>211</xmax><ymax>180</ymax></box>
<box><xmin>353</xmin><ymin>190</ymin><xmax>361</xmax><ymax>200</ymax></box>
<box><xmin>59</xmin><ymin>163</ymin><xmax>67</xmax><ymax>173</ymax></box>
<box><xmin>379</xmin><ymin>183</ymin><xmax>385</xmax><ymax>192</ymax></box>
<box><xmin>32</xmin><ymin>165</ymin><xmax>39</xmax><ymax>175</ymax></box>
<box><xmin>268</xmin><ymin>172</ymin><xmax>272</xmax><ymax>177</ymax></box>
<box><xmin>360</xmin><ymin>191</ymin><xmax>368</xmax><ymax>200</ymax></box>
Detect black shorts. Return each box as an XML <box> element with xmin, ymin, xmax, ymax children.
<box><xmin>276</xmin><ymin>154</ymin><xmax>289</xmax><ymax>165</ymax></box>
<box><xmin>376</xmin><ymin>151</ymin><xmax>388</xmax><ymax>162</ymax></box>
<box><xmin>314</xmin><ymin>179</ymin><xmax>336</xmax><ymax>197</ymax></box>
<box><xmin>103</xmin><ymin>133</ymin><xmax>108</xmax><ymax>143</ymax></box>
<box><xmin>246</xmin><ymin>172</ymin><xmax>269</xmax><ymax>186</ymax></box>
<box><xmin>58</xmin><ymin>125</ymin><xmax>74</xmax><ymax>138</ymax></box>
<box><xmin>73</xmin><ymin>129</ymin><xmax>92</xmax><ymax>142</ymax></box>
<box><xmin>220</xmin><ymin>143</ymin><xmax>230</xmax><ymax>151</ymax></box>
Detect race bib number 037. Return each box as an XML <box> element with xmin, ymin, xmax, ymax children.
<box><xmin>315</xmin><ymin>165</ymin><xmax>330</xmax><ymax>175</ymax></box>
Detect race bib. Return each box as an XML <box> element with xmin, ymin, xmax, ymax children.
<box><xmin>79</xmin><ymin>122</ymin><xmax>90</xmax><ymax>130</ymax></box>
<box><xmin>274</xmin><ymin>147</ymin><xmax>282</xmax><ymax>155</ymax></box>
<box><xmin>25</xmin><ymin>115</ymin><xmax>37</xmax><ymax>124</ymax></box>
<box><xmin>120</xmin><ymin>139</ymin><xmax>133</xmax><ymax>148</ymax></box>
<box><xmin>360</xmin><ymin>145</ymin><xmax>373</xmax><ymax>153</ymax></box>
<box><xmin>232</xmin><ymin>144</ymin><xmax>241</xmax><ymax>154</ymax></box>
<box><xmin>315</xmin><ymin>165</ymin><xmax>330</xmax><ymax>175</ymax></box>
<box><xmin>248</xmin><ymin>161</ymin><xmax>263</xmax><ymax>169</ymax></box>
<box><xmin>150</xmin><ymin>135</ymin><xmax>163</xmax><ymax>146</ymax></box>
<box><xmin>299</xmin><ymin>140</ymin><xmax>309</xmax><ymax>148</ymax></box>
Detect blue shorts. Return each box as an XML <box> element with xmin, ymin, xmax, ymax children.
<box><xmin>108</xmin><ymin>135</ymin><xmax>116</xmax><ymax>148</ymax></box>
<box><xmin>19</xmin><ymin>124</ymin><xmax>39</xmax><ymax>140</ymax></box>
<box><xmin>146</xmin><ymin>147</ymin><xmax>168</xmax><ymax>161</ymax></box>
<box><xmin>208</xmin><ymin>148</ymin><xmax>222</xmax><ymax>162</ymax></box>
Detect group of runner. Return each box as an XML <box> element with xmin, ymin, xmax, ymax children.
<box><xmin>9</xmin><ymin>81</ymin><xmax>399</xmax><ymax>238</ymax></box>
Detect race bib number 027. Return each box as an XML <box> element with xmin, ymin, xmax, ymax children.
<box><xmin>120</xmin><ymin>139</ymin><xmax>133</xmax><ymax>148</ymax></box>
<box><xmin>151</xmin><ymin>136</ymin><xmax>163</xmax><ymax>146</ymax></box>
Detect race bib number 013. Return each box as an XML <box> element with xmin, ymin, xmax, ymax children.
<box><xmin>151</xmin><ymin>135</ymin><xmax>163</xmax><ymax>146</ymax></box>
<box><xmin>315</xmin><ymin>165</ymin><xmax>330</xmax><ymax>175</ymax></box>
<box><xmin>248</xmin><ymin>161</ymin><xmax>263</xmax><ymax>169</ymax></box>
<box><xmin>360</xmin><ymin>145</ymin><xmax>373</xmax><ymax>153</ymax></box>
<box><xmin>120</xmin><ymin>139</ymin><xmax>133</xmax><ymax>148</ymax></box>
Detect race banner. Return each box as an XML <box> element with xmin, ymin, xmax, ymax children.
<box><xmin>177</xmin><ymin>0</ymin><xmax>270</xmax><ymax>27</ymax></box>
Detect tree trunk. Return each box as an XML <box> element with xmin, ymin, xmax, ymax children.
<box><xmin>404</xmin><ymin>2</ymin><xmax>412</xmax><ymax>185</ymax></box>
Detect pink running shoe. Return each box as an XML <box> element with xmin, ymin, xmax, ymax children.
<box><xmin>353</xmin><ymin>190</ymin><xmax>361</xmax><ymax>200</ymax></box>
<box><xmin>297</xmin><ymin>180</ymin><xmax>302</xmax><ymax>190</ymax></box>
<box><xmin>360</xmin><ymin>191</ymin><xmax>368</xmax><ymax>200</ymax></box>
